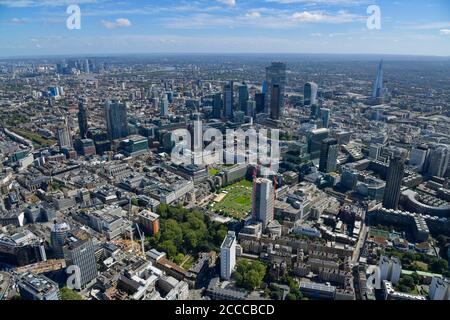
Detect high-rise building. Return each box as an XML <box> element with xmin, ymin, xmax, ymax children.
<box><xmin>409</xmin><ymin>145</ymin><xmax>429</xmax><ymax>173</ymax></box>
<box><xmin>77</xmin><ymin>98</ymin><xmax>89</xmax><ymax>139</ymax></box>
<box><xmin>429</xmin><ymin>277</ymin><xmax>450</xmax><ymax>300</ymax></box>
<box><xmin>50</xmin><ymin>222</ymin><xmax>70</xmax><ymax>258</ymax></box>
<box><xmin>18</xmin><ymin>272</ymin><xmax>60</xmax><ymax>300</ymax></box>
<box><xmin>238</xmin><ymin>83</ymin><xmax>249</xmax><ymax>113</ymax></box>
<box><xmin>372</xmin><ymin>59</ymin><xmax>386</xmax><ymax>99</ymax></box>
<box><xmin>265</xmin><ymin>62</ymin><xmax>286</xmax><ymax>116</ymax></box>
<box><xmin>269</xmin><ymin>84</ymin><xmax>281</xmax><ymax>120</ymax></box>
<box><xmin>212</xmin><ymin>92</ymin><xmax>222</xmax><ymax>119</ymax></box>
<box><xmin>426</xmin><ymin>145</ymin><xmax>449</xmax><ymax>178</ymax></box>
<box><xmin>382</xmin><ymin>155</ymin><xmax>405</xmax><ymax>210</ymax></box>
<box><xmin>307</xmin><ymin>128</ymin><xmax>329</xmax><ymax>160</ymax></box>
<box><xmin>246</xmin><ymin>100</ymin><xmax>256</xmax><ymax>117</ymax></box>
<box><xmin>74</xmin><ymin>138</ymin><xmax>96</xmax><ymax>156</ymax></box>
<box><xmin>105</xmin><ymin>100</ymin><xmax>128</xmax><ymax>140</ymax></box>
<box><xmin>56</xmin><ymin>118</ymin><xmax>72</xmax><ymax>149</ymax></box>
<box><xmin>138</xmin><ymin>210</ymin><xmax>160</xmax><ymax>235</ymax></box>
<box><xmin>63</xmin><ymin>232</ymin><xmax>98</xmax><ymax>289</ymax></box>
<box><xmin>255</xmin><ymin>92</ymin><xmax>265</xmax><ymax>114</ymax></box>
<box><xmin>379</xmin><ymin>255</ymin><xmax>402</xmax><ymax>285</ymax></box>
<box><xmin>320</xmin><ymin>108</ymin><xmax>330</xmax><ymax>128</ymax></box>
<box><xmin>252</xmin><ymin>178</ymin><xmax>275</xmax><ymax>228</ymax></box>
<box><xmin>220</xmin><ymin>231</ymin><xmax>236</xmax><ymax>280</ymax></box>
<box><xmin>160</xmin><ymin>95</ymin><xmax>169</xmax><ymax>117</ymax></box>
<box><xmin>319</xmin><ymin>138</ymin><xmax>338</xmax><ymax>173</ymax></box>
<box><xmin>304</xmin><ymin>82</ymin><xmax>318</xmax><ymax>106</ymax></box>
<box><xmin>224</xmin><ymin>81</ymin><xmax>234</xmax><ymax>120</ymax></box>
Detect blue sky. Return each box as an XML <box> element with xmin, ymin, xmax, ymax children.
<box><xmin>0</xmin><ymin>0</ymin><xmax>449</xmax><ymax>57</ymax></box>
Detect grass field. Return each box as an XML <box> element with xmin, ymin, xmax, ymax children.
<box><xmin>10</xmin><ymin>128</ymin><xmax>55</xmax><ymax>148</ymax></box>
<box><xmin>208</xmin><ymin>168</ymin><xmax>220</xmax><ymax>176</ymax></box>
<box><xmin>211</xmin><ymin>179</ymin><xmax>253</xmax><ymax>219</ymax></box>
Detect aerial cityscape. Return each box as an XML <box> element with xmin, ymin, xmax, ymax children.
<box><xmin>0</xmin><ymin>0</ymin><xmax>449</xmax><ymax>305</ymax></box>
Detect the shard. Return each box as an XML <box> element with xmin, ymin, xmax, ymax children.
<box><xmin>372</xmin><ymin>59</ymin><xmax>385</xmax><ymax>99</ymax></box>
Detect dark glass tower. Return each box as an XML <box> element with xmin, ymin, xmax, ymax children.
<box><xmin>269</xmin><ymin>84</ymin><xmax>281</xmax><ymax>120</ymax></box>
<box><xmin>77</xmin><ymin>98</ymin><xmax>89</xmax><ymax>139</ymax></box>
<box><xmin>319</xmin><ymin>138</ymin><xmax>338</xmax><ymax>173</ymax></box>
<box><xmin>212</xmin><ymin>92</ymin><xmax>222</xmax><ymax>119</ymax></box>
<box><xmin>105</xmin><ymin>100</ymin><xmax>128</xmax><ymax>140</ymax></box>
<box><xmin>224</xmin><ymin>81</ymin><xmax>234</xmax><ymax>120</ymax></box>
<box><xmin>265</xmin><ymin>62</ymin><xmax>286</xmax><ymax>116</ymax></box>
<box><xmin>382</xmin><ymin>155</ymin><xmax>405</xmax><ymax>210</ymax></box>
<box><xmin>238</xmin><ymin>83</ymin><xmax>249</xmax><ymax>113</ymax></box>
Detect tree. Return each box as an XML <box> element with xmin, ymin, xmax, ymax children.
<box><xmin>235</xmin><ymin>260</ymin><xmax>267</xmax><ymax>291</ymax></box>
<box><xmin>430</xmin><ymin>259</ymin><xmax>448</xmax><ymax>274</ymax></box>
<box><xmin>184</xmin><ymin>230</ymin><xmax>198</xmax><ymax>250</ymax></box>
<box><xmin>60</xmin><ymin>287</ymin><xmax>83</xmax><ymax>300</ymax></box>
<box><xmin>173</xmin><ymin>253</ymin><xmax>185</xmax><ymax>265</ymax></box>
<box><xmin>158</xmin><ymin>240</ymin><xmax>177</xmax><ymax>258</ymax></box>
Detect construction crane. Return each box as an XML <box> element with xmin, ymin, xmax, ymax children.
<box><xmin>135</xmin><ymin>223</ymin><xmax>145</xmax><ymax>257</ymax></box>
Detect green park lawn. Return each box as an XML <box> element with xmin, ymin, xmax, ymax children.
<box><xmin>212</xmin><ymin>179</ymin><xmax>253</xmax><ymax>219</ymax></box>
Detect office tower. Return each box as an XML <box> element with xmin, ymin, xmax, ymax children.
<box><xmin>307</xmin><ymin>128</ymin><xmax>329</xmax><ymax>160</ymax></box>
<box><xmin>409</xmin><ymin>145</ymin><xmax>429</xmax><ymax>173</ymax></box>
<box><xmin>320</xmin><ymin>108</ymin><xmax>330</xmax><ymax>128</ymax></box>
<box><xmin>220</xmin><ymin>231</ymin><xmax>236</xmax><ymax>280</ymax></box>
<box><xmin>369</xmin><ymin>144</ymin><xmax>383</xmax><ymax>160</ymax></box>
<box><xmin>426</xmin><ymin>145</ymin><xmax>449</xmax><ymax>178</ymax></box>
<box><xmin>238</xmin><ymin>83</ymin><xmax>249</xmax><ymax>112</ymax></box>
<box><xmin>379</xmin><ymin>255</ymin><xmax>402</xmax><ymax>285</ymax></box>
<box><xmin>224</xmin><ymin>81</ymin><xmax>234</xmax><ymax>120</ymax></box>
<box><xmin>269</xmin><ymin>84</ymin><xmax>281</xmax><ymax>120</ymax></box>
<box><xmin>265</xmin><ymin>62</ymin><xmax>286</xmax><ymax>116</ymax></box>
<box><xmin>84</xmin><ymin>59</ymin><xmax>90</xmax><ymax>74</ymax></box>
<box><xmin>382</xmin><ymin>155</ymin><xmax>405</xmax><ymax>210</ymax></box>
<box><xmin>304</xmin><ymin>82</ymin><xmax>318</xmax><ymax>106</ymax></box>
<box><xmin>310</xmin><ymin>104</ymin><xmax>320</xmax><ymax>120</ymax></box>
<box><xmin>77</xmin><ymin>98</ymin><xmax>89</xmax><ymax>139</ymax></box>
<box><xmin>138</xmin><ymin>210</ymin><xmax>160</xmax><ymax>235</ymax></box>
<box><xmin>255</xmin><ymin>92</ymin><xmax>265</xmax><ymax>114</ymax></box>
<box><xmin>252</xmin><ymin>178</ymin><xmax>275</xmax><ymax>228</ymax></box>
<box><xmin>246</xmin><ymin>100</ymin><xmax>256</xmax><ymax>117</ymax></box>
<box><xmin>319</xmin><ymin>138</ymin><xmax>338</xmax><ymax>173</ymax></box>
<box><xmin>119</xmin><ymin>135</ymin><xmax>149</xmax><ymax>157</ymax></box>
<box><xmin>56</xmin><ymin>118</ymin><xmax>72</xmax><ymax>149</ymax></box>
<box><xmin>372</xmin><ymin>59</ymin><xmax>386</xmax><ymax>99</ymax></box>
<box><xmin>234</xmin><ymin>111</ymin><xmax>245</xmax><ymax>124</ymax></box>
<box><xmin>166</xmin><ymin>91</ymin><xmax>174</xmax><ymax>103</ymax></box>
<box><xmin>212</xmin><ymin>92</ymin><xmax>222</xmax><ymax>119</ymax></box>
<box><xmin>160</xmin><ymin>96</ymin><xmax>169</xmax><ymax>117</ymax></box>
<box><xmin>50</xmin><ymin>222</ymin><xmax>70</xmax><ymax>258</ymax></box>
<box><xmin>429</xmin><ymin>277</ymin><xmax>450</xmax><ymax>300</ymax></box>
<box><xmin>74</xmin><ymin>138</ymin><xmax>96</xmax><ymax>156</ymax></box>
<box><xmin>105</xmin><ymin>100</ymin><xmax>128</xmax><ymax>140</ymax></box>
<box><xmin>18</xmin><ymin>272</ymin><xmax>60</xmax><ymax>300</ymax></box>
<box><xmin>63</xmin><ymin>232</ymin><xmax>98</xmax><ymax>289</ymax></box>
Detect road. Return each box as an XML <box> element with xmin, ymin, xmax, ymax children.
<box><xmin>352</xmin><ymin>209</ymin><xmax>369</xmax><ymax>265</ymax></box>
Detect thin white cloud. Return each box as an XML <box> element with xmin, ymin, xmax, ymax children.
<box><xmin>291</xmin><ymin>10</ymin><xmax>359</xmax><ymax>23</ymax></box>
<box><xmin>440</xmin><ymin>29</ymin><xmax>450</xmax><ymax>35</ymax></box>
<box><xmin>217</xmin><ymin>0</ymin><xmax>236</xmax><ymax>7</ymax></box>
<box><xmin>246</xmin><ymin>11</ymin><xmax>262</xmax><ymax>19</ymax></box>
<box><xmin>0</xmin><ymin>0</ymin><xmax>100</xmax><ymax>7</ymax></box>
<box><xmin>102</xmin><ymin>18</ymin><xmax>131</xmax><ymax>29</ymax></box>
<box><xmin>266</xmin><ymin>0</ymin><xmax>363</xmax><ymax>5</ymax></box>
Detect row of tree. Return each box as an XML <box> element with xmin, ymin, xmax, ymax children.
<box><xmin>147</xmin><ymin>204</ymin><xmax>228</xmax><ymax>261</ymax></box>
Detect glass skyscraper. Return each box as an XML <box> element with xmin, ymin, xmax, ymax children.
<box><xmin>105</xmin><ymin>100</ymin><xmax>128</xmax><ymax>140</ymax></box>
<box><xmin>265</xmin><ymin>62</ymin><xmax>286</xmax><ymax>118</ymax></box>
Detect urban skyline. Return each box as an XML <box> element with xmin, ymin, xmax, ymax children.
<box><xmin>0</xmin><ymin>0</ymin><xmax>449</xmax><ymax>308</ymax></box>
<box><xmin>0</xmin><ymin>0</ymin><xmax>449</xmax><ymax>57</ymax></box>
